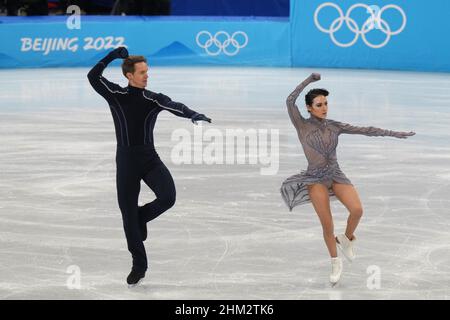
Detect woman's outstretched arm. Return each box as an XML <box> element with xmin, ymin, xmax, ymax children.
<box><xmin>334</xmin><ymin>121</ymin><xmax>415</xmax><ymax>139</ymax></box>
<box><xmin>286</xmin><ymin>73</ymin><xmax>321</xmax><ymax>130</ymax></box>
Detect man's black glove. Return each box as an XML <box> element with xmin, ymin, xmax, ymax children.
<box><xmin>109</xmin><ymin>47</ymin><xmax>129</xmax><ymax>60</ymax></box>
<box><xmin>191</xmin><ymin>112</ymin><xmax>212</xmax><ymax>125</ymax></box>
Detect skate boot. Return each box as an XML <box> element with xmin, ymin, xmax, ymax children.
<box><xmin>127</xmin><ymin>268</ymin><xmax>145</xmax><ymax>287</ymax></box>
<box><xmin>329</xmin><ymin>257</ymin><xmax>343</xmax><ymax>285</ymax></box>
<box><xmin>336</xmin><ymin>234</ymin><xmax>356</xmax><ymax>262</ymax></box>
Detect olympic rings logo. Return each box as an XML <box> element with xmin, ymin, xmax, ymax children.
<box><xmin>314</xmin><ymin>2</ymin><xmax>407</xmax><ymax>48</ymax></box>
<box><xmin>196</xmin><ymin>31</ymin><xmax>249</xmax><ymax>56</ymax></box>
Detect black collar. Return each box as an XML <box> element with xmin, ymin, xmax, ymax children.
<box><xmin>127</xmin><ymin>84</ymin><xmax>145</xmax><ymax>93</ymax></box>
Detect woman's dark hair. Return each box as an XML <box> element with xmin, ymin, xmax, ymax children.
<box><xmin>122</xmin><ymin>55</ymin><xmax>147</xmax><ymax>77</ymax></box>
<box><xmin>305</xmin><ymin>88</ymin><xmax>329</xmax><ymax>110</ymax></box>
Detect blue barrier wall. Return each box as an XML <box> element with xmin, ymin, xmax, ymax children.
<box><xmin>290</xmin><ymin>0</ymin><xmax>450</xmax><ymax>72</ymax></box>
<box><xmin>1</xmin><ymin>0</ymin><xmax>450</xmax><ymax>72</ymax></box>
<box><xmin>0</xmin><ymin>16</ymin><xmax>291</xmax><ymax>68</ymax></box>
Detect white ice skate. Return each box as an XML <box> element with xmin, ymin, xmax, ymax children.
<box><xmin>336</xmin><ymin>234</ymin><xmax>356</xmax><ymax>262</ymax></box>
<box><xmin>329</xmin><ymin>257</ymin><xmax>343</xmax><ymax>285</ymax></box>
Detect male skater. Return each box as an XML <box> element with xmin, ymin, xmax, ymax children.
<box><xmin>87</xmin><ymin>47</ymin><xmax>211</xmax><ymax>286</ymax></box>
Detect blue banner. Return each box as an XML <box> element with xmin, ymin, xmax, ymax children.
<box><xmin>1</xmin><ymin>2</ymin><xmax>450</xmax><ymax>72</ymax></box>
<box><xmin>0</xmin><ymin>16</ymin><xmax>291</xmax><ymax>68</ymax></box>
<box><xmin>290</xmin><ymin>0</ymin><xmax>450</xmax><ymax>72</ymax></box>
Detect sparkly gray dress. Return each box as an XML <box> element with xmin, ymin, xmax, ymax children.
<box><xmin>281</xmin><ymin>79</ymin><xmax>411</xmax><ymax>211</ymax></box>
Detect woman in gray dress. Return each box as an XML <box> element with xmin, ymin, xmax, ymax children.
<box><xmin>281</xmin><ymin>73</ymin><xmax>415</xmax><ymax>284</ymax></box>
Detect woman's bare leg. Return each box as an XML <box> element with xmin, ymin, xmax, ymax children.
<box><xmin>331</xmin><ymin>183</ymin><xmax>363</xmax><ymax>240</ymax></box>
<box><xmin>307</xmin><ymin>184</ymin><xmax>337</xmax><ymax>257</ymax></box>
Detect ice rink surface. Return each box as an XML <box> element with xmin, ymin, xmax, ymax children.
<box><xmin>0</xmin><ymin>66</ymin><xmax>449</xmax><ymax>299</ymax></box>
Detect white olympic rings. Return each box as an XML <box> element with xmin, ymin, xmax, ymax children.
<box><xmin>196</xmin><ymin>31</ymin><xmax>249</xmax><ymax>56</ymax></box>
<box><xmin>314</xmin><ymin>2</ymin><xmax>407</xmax><ymax>48</ymax></box>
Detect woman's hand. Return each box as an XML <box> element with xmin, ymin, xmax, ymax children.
<box><xmin>308</xmin><ymin>73</ymin><xmax>321</xmax><ymax>82</ymax></box>
<box><xmin>393</xmin><ymin>131</ymin><xmax>416</xmax><ymax>139</ymax></box>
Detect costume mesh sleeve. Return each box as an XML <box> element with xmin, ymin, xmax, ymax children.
<box><xmin>286</xmin><ymin>79</ymin><xmax>311</xmax><ymax>131</ymax></box>
<box><xmin>335</xmin><ymin>121</ymin><xmax>405</xmax><ymax>137</ymax></box>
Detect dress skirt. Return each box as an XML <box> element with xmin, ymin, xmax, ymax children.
<box><xmin>280</xmin><ymin>164</ymin><xmax>352</xmax><ymax>211</ymax></box>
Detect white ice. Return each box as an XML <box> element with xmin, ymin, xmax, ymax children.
<box><xmin>0</xmin><ymin>66</ymin><xmax>449</xmax><ymax>299</ymax></box>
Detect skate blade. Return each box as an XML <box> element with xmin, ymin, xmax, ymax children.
<box><xmin>127</xmin><ymin>278</ymin><xmax>144</xmax><ymax>288</ymax></box>
<box><xmin>330</xmin><ymin>281</ymin><xmax>340</xmax><ymax>288</ymax></box>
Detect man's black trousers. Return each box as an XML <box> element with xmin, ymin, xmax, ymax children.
<box><xmin>116</xmin><ymin>145</ymin><xmax>176</xmax><ymax>272</ymax></box>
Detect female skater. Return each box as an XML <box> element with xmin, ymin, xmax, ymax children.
<box><xmin>280</xmin><ymin>73</ymin><xmax>415</xmax><ymax>285</ymax></box>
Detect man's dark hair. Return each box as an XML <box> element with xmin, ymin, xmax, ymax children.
<box><xmin>305</xmin><ymin>88</ymin><xmax>329</xmax><ymax>108</ymax></box>
<box><xmin>122</xmin><ymin>55</ymin><xmax>147</xmax><ymax>77</ymax></box>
